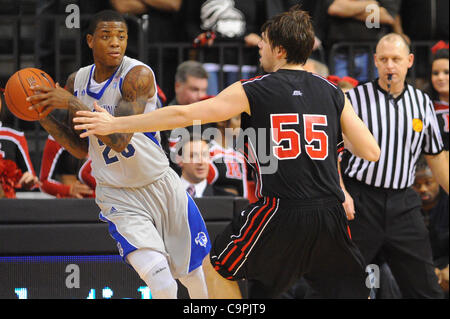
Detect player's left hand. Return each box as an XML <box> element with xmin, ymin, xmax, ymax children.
<box><xmin>342</xmin><ymin>188</ymin><xmax>355</xmax><ymax>220</ymax></box>
<box><xmin>27</xmin><ymin>83</ymin><xmax>73</xmax><ymax>118</ymax></box>
<box><xmin>73</xmin><ymin>102</ymin><xmax>116</xmax><ymax>137</ymax></box>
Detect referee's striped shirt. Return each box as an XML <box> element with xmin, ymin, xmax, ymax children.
<box><xmin>341</xmin><ymin>80</ymin><xmax>444</xmax><ymax>190</ymax></box>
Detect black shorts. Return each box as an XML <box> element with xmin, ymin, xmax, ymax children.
<box><xmin>210</xmin><ymin>196</ymin><xmax>370</xmax><ymax>298</ymax></box>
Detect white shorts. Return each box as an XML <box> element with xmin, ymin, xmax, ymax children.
<box><xmin>95</xmin><ymin>168</ymin><xmax>211</xmax><ymax>278</ymax></box>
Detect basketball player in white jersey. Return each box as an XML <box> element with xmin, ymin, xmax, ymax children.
<box><xmin>27</xmin><ymin>10</ymin><xmax>212</xmax><ymax>299</ymax></box>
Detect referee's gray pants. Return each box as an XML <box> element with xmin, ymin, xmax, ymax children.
<box><xmin>344</xmin><ymin>177</ymin><xmax>444</xmax><ymax>299</ymax></box>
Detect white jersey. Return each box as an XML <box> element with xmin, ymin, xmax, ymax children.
<box><xmin>73</xmin><ymin>56</ymin><xmax>169</xmax><ymax>188</ymax></box>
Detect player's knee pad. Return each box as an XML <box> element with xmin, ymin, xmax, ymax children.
<box><xmin>126</xmin><ymin>249</ymin><xmax>178</xmax><ymax>299</ymax></box>
<box><xmin>179</xmin><ymin>266</ymin><xmax>209</xmax><ymax>299</ymax></box>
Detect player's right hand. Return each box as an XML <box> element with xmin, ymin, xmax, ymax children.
<box><xmin>27</xmin><ymin>83</ymin><xmax>73</xmax><ymax>118</ymax></box>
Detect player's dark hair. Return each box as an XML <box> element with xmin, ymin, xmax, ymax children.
<box><xmin>87</xmin><ymin>10</ymin><xmax>127</xmax><ymax>35</ymax></box>
<box><xmin>260</xmin><ymin>5</ymin><xmax>315</xmax><ymax>65</ymax></box>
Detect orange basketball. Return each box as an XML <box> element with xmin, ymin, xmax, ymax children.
<box><xmin>4</xmin><ymin>68</ymin><xmax>55</xmax><ymax>121</ymax></box>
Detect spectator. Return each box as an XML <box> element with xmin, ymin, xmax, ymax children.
<box><xmin>207</xmin><ymin>115</ymin><xmax>251</xmax><ymax>198</ymax></box>
<box><xmin>169</xmin><ymin>61</ymin><xmax>209</xmax><ymax>106</ymax></box>
<box><xmin>412</xmin><ymin>156</ymin><xmax>449</xmax><ymax>296</ymax></box>
<box><xmin>428</xmin><ymin>44</ymin><xmax>449</xmax><ymax>154</ymax></box>
<box><xmin>325</xmin><ymin>0</ymin><xmax>401</xmax><ymax>83</ymax></box>
<box><xmin>340</xmin><ymin>33</ymin><xmax>448</xmax><ymax>298</ymax></box>
<box><xmin>165</xmin><ymin>61</ymin><xmax>211</xmax><ymax>174</ymax></box>
<box><xmin>303</xmin><ymin>59</ymin><xmax>330</xmax><ymax>77</ymax></box>
<box><xmin>110</xmin><ymin>0</ymin><xmax>185</xmax><ymax>100</ymax></box>
<box><xmin>177</xmin><ymin>134</ymin><xmax>225</xmax><ymax>197</ymax></box>
<box><xmin>39</xmin><ymin>134</ymin><xmax>95</xmax><ymax>198</ymax></box>
<box><xmin>0</xmin><ymin>93</ymin><xmax>39</xmax><ymax>198</ymax></box>
<box><xmin>184</xmin><ymin>0</ymin><xmax>266</xmax><ymax>95</ymax></box>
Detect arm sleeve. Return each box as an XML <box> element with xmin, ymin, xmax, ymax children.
<box><xmin>79</xmin><ymin>159</ymin><xmax>96</xmax><ymax>192</ymax></box>
<box><xmin>39</xmin><ymin>137</ymin><xmax>71</xmax><ymax>197</ymax></box>
<box><xmin>423</xmin><ymin>95</ymin><xmax>444</xmax><ymax>155</ymax></box>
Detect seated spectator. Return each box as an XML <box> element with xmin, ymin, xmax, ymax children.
<box><xmin>412</xmin><ymin>156</ymin><xmax>449</xmax><ymax>296</ymax></box>
<box><xmin>0</xmin><ymin>93</ymin><xmax>39</xmax><ymax>198</ymax></box>
<box><xmin>39</xmin><ymin>134</ymin><xmax>95</xmax><ymax>198</ymax></box>
<box><xmin>168</xmin><ymin>61</ymin><xmax>209</xmax><ymax>106</ymax></box>
<box><xmin>325</xmin><ymin>0</ymin><xmax>400</xmax><ymax>83</ymax></box>
<box><xmin>207</xmin><ymin>116</ymin><xmax>251</xmax><ymax>199</ymax></box>
<box><xmin>428</xmin><ymin>43</ymin><xmax>449</xmax><ymax>154</ymax></box>
<box><xmin>177</xmin><ymin>134</ymin><xmax>228</xmax><ymax>198</ymax></box>
<box><xmin>166</xmin><ymin>61</ymin><xmax>210</xmax><ymax>173</ymax></box>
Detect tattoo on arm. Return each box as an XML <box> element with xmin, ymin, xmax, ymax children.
<box><xmin>95</xmin><ymin>65</ymin><xmax>155</xmax><ymax>152</ymax></box>
<box><xmin>39</xmin><ymin>72</ymin><xmax>89</xmax><ymax>159</ymax></box>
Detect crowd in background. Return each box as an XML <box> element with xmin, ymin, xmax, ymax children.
<box><xmin>0</xmin><ymin>0</ymin><xmax>448</xmax><ymax>298</ymax></box>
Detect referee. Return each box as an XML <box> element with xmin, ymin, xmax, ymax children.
<box><xmin>341</xmin><ymin>33</ymin><xmax>449</xmax><ymax>298</ymax></box>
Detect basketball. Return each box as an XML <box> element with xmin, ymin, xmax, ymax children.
<box><xmin>4</xmin><ymin>68</ymin><xmax>55</xmax><ymax>121</ymax></box>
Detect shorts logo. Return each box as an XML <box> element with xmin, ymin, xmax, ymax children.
<box><xmin>195</xmin><ymin>232</ymin><xmax>208</xmax><ymax>248</ymax></box>
<box><xmin>117</xmin><ymin>242</ymin><xmax>124</xmax><ymax>257</ymax></box>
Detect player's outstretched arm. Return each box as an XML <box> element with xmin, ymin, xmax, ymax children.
<box><xmin>74</xmin><ymin>81</ymin><xmax>250</xmax><ymax>137</ymax></box>
<box><xmin>340</xmin><ymin>96</ymin><xmax>380</xmax><ymax>162</ymax></box>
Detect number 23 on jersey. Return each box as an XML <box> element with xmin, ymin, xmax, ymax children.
<box><xmin>98</xmin><ymin>139</ymin><xmax>136</xmax><ymax>165</ymax></box>
<box><xmin>270</xmin><ymin>113</ymin><xmax>329</xmax><ymax>160</ymax></box>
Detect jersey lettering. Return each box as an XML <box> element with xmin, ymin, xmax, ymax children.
<box><xmin>270</xmin><ymin>114</ymin><xmax>301</xmax><ymax>160</ymax></box>
<box><xmin>98</xmin><ymin>139</ymin><xmax>136</xmax><ymax>165</ymax></box>
<box><xmin>303</xmin><ymin>114</ymin><xmax>329</xmax><ymax>160</ymax></box>
<box><xmin>270</xmin><ymin>113</ymin><xmax>329</xmax><ymax>160</ymax></box>
<box><xmin>225</xmin><ymin>162</ymin><xmax>243</xmax><ymax>179</ymax></box>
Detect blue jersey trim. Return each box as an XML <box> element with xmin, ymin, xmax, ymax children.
<box><xmin>86</xmin><ymin>65</ymin><xmax>120</xmax><ymax>100</ymax></box>
<box><xmin>143</xmin><ymin>132</ymin><xmax>161</xmax><ymax>147</ymax></box>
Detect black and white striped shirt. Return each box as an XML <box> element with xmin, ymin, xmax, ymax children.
<box><xmin>341</xmin><ymin>80</ymin><xmax>444</xmax><ymax>190</ymax></box>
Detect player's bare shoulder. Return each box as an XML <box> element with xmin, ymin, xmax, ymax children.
<box><xmin>121</xmin><ymin>65</ymin><xmax>155</xmax><ymax>102</ymax></box>
<box><xmin>65</xmin><ymin>71</ymin><xmax>78</xmax><ymax>94</ymax></box>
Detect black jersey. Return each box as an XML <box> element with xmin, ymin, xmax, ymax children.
<box><xmin>239</xmin><ymin>69</ymin><xmax>345</xmax><ymax>201</ymax></box>
<box><xmin>0</xmin><ymin>125</ymin><xmax>35</xmax><ymax>174</ymax></box>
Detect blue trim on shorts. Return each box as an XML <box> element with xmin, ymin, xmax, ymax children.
<box><xmin>186</xmin><ymin>193</ymin><xmax>211</xmax><ymax>273</ymax></box>
<box><xmin>99</xmin><ymin>210</ymin><xmax>137</xmax><ymax>262</ymax></box>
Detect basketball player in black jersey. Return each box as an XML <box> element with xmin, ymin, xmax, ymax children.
<box><xmin>74</xmin><ymin>6</ymin><xmax>380</xmax><ymax>298</ymax></box>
